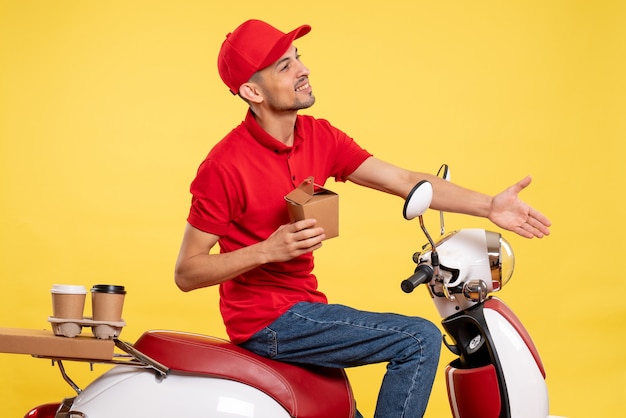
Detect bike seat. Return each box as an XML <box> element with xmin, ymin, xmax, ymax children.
<box><xmin>133</xmin><ymin>330</ymin><xmax>356</xmax><ymax>418</ymax></box>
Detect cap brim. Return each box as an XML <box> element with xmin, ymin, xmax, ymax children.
<box><xmin>259</xmin><ymin>24</ymin><xmax>311</xmax><ymax>70</ymax></box>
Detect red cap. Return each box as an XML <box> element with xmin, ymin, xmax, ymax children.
<box><xmin>217</xmin><ymin>20</ymin><xmax>311</xmax><ymax>94</ymax></box>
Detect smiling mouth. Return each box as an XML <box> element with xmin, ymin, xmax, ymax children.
<box><xmin>295</xmin><ymin>82</ymin><xmax>310</xmax><ymax>92</ymax></box>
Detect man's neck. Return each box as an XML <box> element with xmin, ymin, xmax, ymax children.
<box><xmin>251</xmin><ymin>108</ymin><xmax>298</xmax><ymax>147</ymax></box>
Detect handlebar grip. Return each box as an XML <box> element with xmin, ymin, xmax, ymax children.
<box><xmin>401</xmin><ymin>265</ymin><xmax>434</xmax><ymax>293</ymax></box>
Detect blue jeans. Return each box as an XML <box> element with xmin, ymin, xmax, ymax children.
<box><xmin>239</xmin><ymin>302</ymin><xmax>441</xmax><ymax>418</ymax></box>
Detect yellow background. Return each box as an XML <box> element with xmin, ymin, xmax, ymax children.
<box><xmin>1</xmin><ymin>1</ymin><xmax>624</xmax><ymax>417</ymax></box>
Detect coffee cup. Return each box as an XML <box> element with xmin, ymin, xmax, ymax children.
<box><xmin>51</xmin><ymin>284</ymin><xmax>87</xmax><ymax>320</ymax></box>
<box><xmin>91</xmin><ymin>284</ymin><xmax>126</xmax><ymax>322</ymax></box>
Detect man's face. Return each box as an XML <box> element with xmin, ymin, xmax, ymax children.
<box><xmin>254</xmin><ymin>45</ymin><xmax>315</xmax><ymax>111</ymax></box>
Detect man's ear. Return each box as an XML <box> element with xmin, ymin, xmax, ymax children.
<box><xmin>239</xmin><ymin>82</ymin><xmax>263</xmax><ymax>104</ymax></box>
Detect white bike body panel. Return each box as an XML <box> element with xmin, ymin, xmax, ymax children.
<box><xmin>431</xmin><ymin>229</ymin><xmax>491</xmax><ymax>318</ymax></box>
<box><xmin>483</xmin><ymin>308</ymin><xmax>549</xmax><ymax>417</ymax></box>
<box><xmin>70</xmin><ymin>366</ymin><xmax>291</xmax><ymax>418</ymax></box>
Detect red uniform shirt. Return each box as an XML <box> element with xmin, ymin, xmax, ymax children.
<box><xmin>187</xmin><ymin>110</ymin><xmax>372</xmax><ymax>343</ymax></box>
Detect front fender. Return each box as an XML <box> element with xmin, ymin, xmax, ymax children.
<box><xmin>24</xmin><ymin>402</ymin><xmax>60</xmax><ymax>418</ymax></box>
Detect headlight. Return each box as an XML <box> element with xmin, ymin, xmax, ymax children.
<box><xmin>486</xmin><ymin>231</ymin><xmax>515</xmax><ymax>291</ymax></box>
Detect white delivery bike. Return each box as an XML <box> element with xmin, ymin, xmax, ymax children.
<box><xmin>25</xmin><ymin>168</ymin><xmax>561</xmax><ymax>418</ymax></box>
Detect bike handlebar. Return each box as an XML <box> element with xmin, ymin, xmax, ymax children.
<box><xmin>401</xmin><ymin>265</ymin><xmax>434</xmax><ymax>293</ymax></box>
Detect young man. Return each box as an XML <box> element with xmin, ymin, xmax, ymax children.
<box><xmin>175</xmin><ymin>19</ymin><xmax>551</xmax><ymax>418</ymax></box>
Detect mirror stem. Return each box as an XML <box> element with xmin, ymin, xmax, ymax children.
<box><xmin>419</xmin><ymin>214</ymin><xmax>441</xmax><ymax>280</ymax></box>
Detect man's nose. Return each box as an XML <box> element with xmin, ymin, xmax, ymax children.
<box><xmin>297</xmin><ymin>61</ymin><xmax>310</xmax><ymax>77</ymax></box>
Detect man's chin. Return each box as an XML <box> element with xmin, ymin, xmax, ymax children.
<box><xmin>296</xmin><ymin>95</ymin><xmax>316</xmax><ymax>110</ymax></box>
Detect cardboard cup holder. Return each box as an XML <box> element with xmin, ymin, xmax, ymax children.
<box><xmin>48</xmin><ymin>316</ymin><xmax>126</xmax><ymax>339</ymax></box>
<box><xmin>48</xmin><ymin>284</ymin><xmax>127</xmax><ymax>339</ymax></box>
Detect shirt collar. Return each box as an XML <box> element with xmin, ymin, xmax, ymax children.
<box><xmin>244</xmin><ymin>109</ymin><xmax>303</xmax><ymax>154</ymax></box>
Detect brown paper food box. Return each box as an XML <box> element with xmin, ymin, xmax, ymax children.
<box><xmin>0</xmin><ymin>327</ymin><xmax>114</xmax><ymax>360</ymax></box>
<box><xmin>284</xmin><ymin>176</ymin><xmax>339</xmax><ymax>239</ymax></box>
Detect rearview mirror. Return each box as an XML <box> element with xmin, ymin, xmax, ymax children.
<box><xmin>403</xmin><ymin>181</ymin><xmax>433</xmax><ymax>220</ymax></box>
